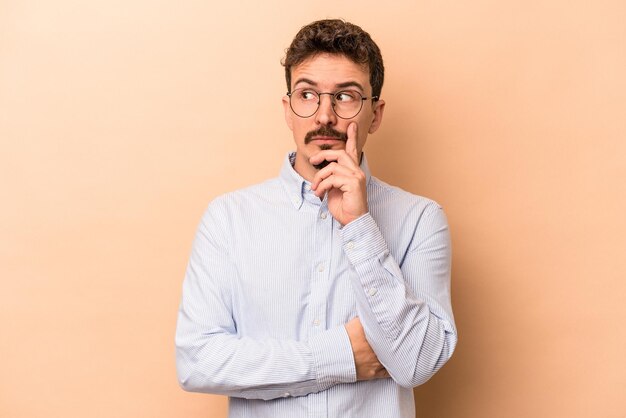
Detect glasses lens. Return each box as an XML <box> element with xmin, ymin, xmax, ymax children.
<box><xmin>290</xmin><ymin>88</ymin><xmax>319</xmax><ymax>118</ymax></box>
<box><xmin>333</xmin><ymin>90</ymin><xmax>363</xmax><ymax>119</ymax></box>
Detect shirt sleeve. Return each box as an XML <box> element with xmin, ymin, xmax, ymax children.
<box><xmin>175</xmin><ymin>202</ymin><xmax>357</xmax><ymax>400</ymax></box>
<box><xmin>339</xmin><ymin>202</ymin><xmax>458</xmax><ymax>388</ymax></box>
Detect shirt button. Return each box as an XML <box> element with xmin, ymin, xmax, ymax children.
<box><xmin>368</xmin><ymin>287</ymin><xmax>378</xmax><ymax>296</ymax></box>
<box><xmin>320</xmin><ymin>212</ymin><xmax>328</xmax><ymax>219</ymax></box>
<box><xmin>283</xmin><ymin>392</ymin><xmax>290</xmax><ymax>397</ymax></box>
<box><xmin>317</xmin><ymin>264</ymin><xmax>325</xmax><ymax>272</ymax></box>
<box><xmin>346</xmin><ymin>241</ymin><xmax>355</xmax><ymax>250</ymax></box>
<box><xmin>313</xmin><ymin>319</ymin><xmax>320</xmax><ymax>326</ymax></box>
<box><xmin>304</xmin><ymin>184</ymin><xmax>311</xmax><ymax>191</ymax></box>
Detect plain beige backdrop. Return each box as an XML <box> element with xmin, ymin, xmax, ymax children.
<box><xmin>1</xmin><ymin>1</ymin><xmax>625</xmax><ymax>417</ymax></box>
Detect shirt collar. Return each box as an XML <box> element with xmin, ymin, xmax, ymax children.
<box><xmin>279</xmin><ymin>151</ymin><xmax>372</xmax><ymax>210</ymax></box>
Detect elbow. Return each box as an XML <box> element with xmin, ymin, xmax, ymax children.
<box><xmin>176</xmin><ymin>335</ymin><xmax>218</xmax><ymax>394</ymax></box>
<box><xmin>392</xmin><ymin>375</ymin><xmax>421</xmax><ymax>390</ymax></box>
<box><xmin>177</xmin><ymin>364</ymin><xmax>202</xmax><ymax>393</ymax></box>
<box><xmin>178</xmin><ymin>374</ymin><xmax>197</xmax><ymax>393</ymax></box>
<box><xmin>178</xmin><ymin>378</ymin><xmax>195</xmax><ymax>393</ymax></box>
<box><xmin>176</xmin><ymin>347</ymin><xmax>195</xmax><ymax>392</ymax></box>
<box><xmin>176</xmin><ymin>354</ymin><xmax>236</xmax><ymax>396</ymax></box>
<box><xmin>395</xmin><ymin>332</ymin><xmax>457</xmax><ymax>389</ymax></box>
<box><xmin>177</xmin><ymin>367</ymin><xmax>223</xmax><ymax>394</ymax></box>
<box><xmin>176</xmin><ymin>354</ymin><xmax>215</xmax><ymax>394</ymax></box>
<box><xmin>392</xmin><ymin>369</ymin><xmax>434</xmax><ymax>389</ymax></box>
<box><xmin>406</xmin><ymin>369</ymin><xmax>438</xmax><ymax>389</ymax></box>
<box><xmin>393</xmin><ymin>359</ymin><xmax>446</xmax><ymax>389</ymax></box>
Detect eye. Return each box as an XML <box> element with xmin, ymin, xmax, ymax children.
<box><xmin>335</xmin><ymin>90</ymin><xmax>359</xmax><ymax>103</ymax></box>
<box><xmin>297</xmin><ymin>89</ymin><xmax>318</xmax><ymax>101</ymax></box>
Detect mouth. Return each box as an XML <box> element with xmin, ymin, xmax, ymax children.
<box><xmin>310</xmin><ymin>136</ymin><xmax>346</xmax><ymax>145</ymax></box>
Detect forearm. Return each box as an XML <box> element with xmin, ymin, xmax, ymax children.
<box><xmin>176</xmin><ymin>316</ymin><xmax>356</xmax><ymax>400</ymax></box>
<box><xmin>340</xmin><ymin>208</ymin><xmax>457</xmax><ymax>388</ymax></box>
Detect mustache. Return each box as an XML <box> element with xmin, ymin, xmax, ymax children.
<box><xmin>304</xmin><ymin>126</ymin><xmax>348</xmax><ymax>144</ymax></box>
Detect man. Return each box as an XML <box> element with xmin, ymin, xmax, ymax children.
<box><xmin>175</xmin><ymin>19</ymin><xmax>457</xmax><ymax>418</ymax></box>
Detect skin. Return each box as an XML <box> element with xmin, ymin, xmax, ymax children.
<box><xmin>282</xmin><ymin>53</ymin><xmax>389</xmax><ymax>381</ymax></box>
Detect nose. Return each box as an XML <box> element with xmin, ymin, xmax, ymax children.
<box><xmin>314</xmin><ymin>93</ymin><xmax>337</xmax><ymax>126</ymax></box>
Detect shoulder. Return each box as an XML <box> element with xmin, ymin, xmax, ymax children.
<box><xmin>193</xmin><ymin>178</ymin><xmax>282</xmax><ymax>241</ymax></box>
<box><xmin>203</xmin><ymin>177</ymin><xmax>283</xmax><ymax>219</ymax></box>
<box><xmin>368</xmin><ymin>176</ymin><xmax>444</xmax><ymax>218</ymax></box>
<box><xmin>215</xmin><ymin>177</ymin><xmax>282</xmax><ymax>205</ymax></box>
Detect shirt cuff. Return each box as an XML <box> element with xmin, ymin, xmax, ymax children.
<box><xmin>339</xmin><ymin>213</ymin><xmax>388</xmax><ymax>265</ymax></box>
<box><xmin>309</xmin><ymin>325</ymin><xmax>357</xmax><ymax>389</ymax></box>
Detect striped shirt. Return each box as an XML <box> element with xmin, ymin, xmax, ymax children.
<box><xmin>175</xmin><ymin>152</ymin><xmax>457</xmax><ymax>418</ymax></box>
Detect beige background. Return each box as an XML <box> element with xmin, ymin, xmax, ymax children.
<box><xmin>1</xmin><ymin>1</ymin><xmax>625</xmax><ymax>417</ymax></box>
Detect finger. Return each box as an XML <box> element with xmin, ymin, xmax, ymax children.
<box><xmin>311</xmin><ymin>162</ymin><xmax>357</xmax><ymax>190</ymax></box>
<box><xmin>346</xmin><ymin>122</ymin><xmax>358</xmax><ymax>163</ymax></box>
<box><xmin>309</xmin><ymin>149</ymin><xmax>359</xmax><ymax>170</ymax></box>
<box><xmin>313</xmin><ymin>174</ymin><xmax>357</xmax><ymax>197</ymax></box>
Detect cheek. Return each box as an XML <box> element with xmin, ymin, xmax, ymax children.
<box><xmin>297</xmin><ymin>119</ymin><xmax>315</xmax><ymax>134</ymax></box>
<box><xmin>355</xmin><ymin>119</ymin><xmax>370</xmax><ymax>137</ymax></box>
<box><xmin>291</xmin><ymin>121</ymin><xmax>309</xmax><ymax>142</ymax></box>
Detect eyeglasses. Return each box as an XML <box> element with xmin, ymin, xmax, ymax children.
<box><xmin>287</xmin><ymin>88</ymin><xmax>379</xmax><ymax>119</ymax></box>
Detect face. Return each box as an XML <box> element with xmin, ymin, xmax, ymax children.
<box><xmin>282</xmin><ymin>53</ymin><xmax>385</xmax><ymax>180</ymax></box>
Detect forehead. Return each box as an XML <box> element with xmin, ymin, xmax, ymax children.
<box><xmin>290</xmin><ymin>53</ymin><xmax>370</xmax><ymax>91</ymax></box>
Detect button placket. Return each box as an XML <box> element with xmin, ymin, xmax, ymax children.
<box><xmin>308</xmin><ymin>205</ymin><xmax>332</xmax><ymax>337</ymax></box>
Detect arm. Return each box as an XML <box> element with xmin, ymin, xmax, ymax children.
<box><xmin>340</xmin><ymin>206</ymin><xmax>457</xmax><ymax>388</ymax></box>
<box><xmin>175</xmin><ymin>201</ymin><xmax>357</xmax><ymax>400</ymax></box>
<box><xmin>309</xmin><ymin>123</ymin><xmax>456</xmax><ymax>387</ymax></box>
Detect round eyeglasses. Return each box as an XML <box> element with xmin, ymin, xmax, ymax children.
<box><xmin>287</xmin><ymin>88</ymin><xmax>379</xmax><ymax>119</ymax></box>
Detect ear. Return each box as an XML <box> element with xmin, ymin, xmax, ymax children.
<box><xmin>368</xmin><ymin>99</ymin><xmax>385</xmax><ymax>134</ymax></box>
<box><xmin>282</xmin><ymin>95</ymin><xmax>294</xmax><ymax>131</ymax></box>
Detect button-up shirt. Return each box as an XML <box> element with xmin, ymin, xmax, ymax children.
<box><xmin>175</xmin><ymin>153</ymin><xmax>457</xmax><ymax>418</ymax></box>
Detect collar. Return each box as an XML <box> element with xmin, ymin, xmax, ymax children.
<box><xmin>279</xmin><ymin>151</ymin><xmax>372</xmax><ymax>210</ymax></box>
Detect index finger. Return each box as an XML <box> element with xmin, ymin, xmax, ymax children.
<box><xmin>346</xmin><ymin>122</ymin><xmax>358</xmax><ymax>164</ymax></box>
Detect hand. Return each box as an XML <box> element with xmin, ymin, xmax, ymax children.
<box><xmin>310</xmin><ymin>123</ymin><xmax>368</xmax><ymax>226</ymax></box>
<box><xmin>345</xmin><ymin>317</ymin><xmax>389</xmax><ymax>381</ymax></box>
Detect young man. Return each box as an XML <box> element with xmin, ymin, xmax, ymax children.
<box><xmin>176</xmin><ymin>19</ymin><xmax>457</xmax><ymax>418</ymax></box>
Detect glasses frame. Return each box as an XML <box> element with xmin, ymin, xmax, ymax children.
<box><xmin>286</xmin><ymin>88</ymin><xmax>379</xmax><ymax>119</ymax></box>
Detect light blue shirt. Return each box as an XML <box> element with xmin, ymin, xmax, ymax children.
<box><xmin>175</xmin><ymin>153</ymin><xmax>457</xmax><ymax>418</ymax></box>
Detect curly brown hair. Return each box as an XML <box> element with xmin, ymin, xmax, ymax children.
<box><xmin>282</xmin><ymin>19</ymin><xmax>384</xmax><ymax>98</ymax></box>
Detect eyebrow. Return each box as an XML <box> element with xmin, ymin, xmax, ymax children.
<box><xmin>293</xmin><ymin>78</ymin><xmax>365</xmax><ymax>92</ymax></box>
<box><xmin>335</xmin><ymin>81</ymin><xmax>365</xmax><ymax>92</ymax></box>
<box><xmin>293</xmin><ymin>78</ymin><xmax>318</xmax><ymax>88</ymax></box>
